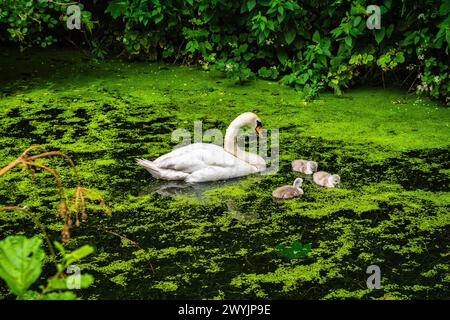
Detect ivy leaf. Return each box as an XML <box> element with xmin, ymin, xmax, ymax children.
<box><xmin>0</xmin><ymin>236</ymin><xmax>45</xmax><ymax>297</ymax></box>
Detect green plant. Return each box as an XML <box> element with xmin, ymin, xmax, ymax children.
<box><xmin>0</xmin><ymin>235</ymin><xmax>94</xmax><ymax>300</ymax></box>
<box><xmin>0</xmin><ymin>146</ymin><xmax>111</xmax><ymax>242</ymax></box>
<box><xmin>276</xmin><ymin>241</ymin><xmax>312</xmax><ymax>259</ymax></box>
<box><xmin>1</xmin><ymin>0</ymin><xmax>449</xmax><ymax>103</ymax></box>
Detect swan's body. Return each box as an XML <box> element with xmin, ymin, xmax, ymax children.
<box><xmin>137</xmin><ymin>112</ymin><xmax>266</xmax><ymax>183</ymax></box>
<box><xmin>272</xmin><ymin>178</ymin><xmax>304</xmax><ymax>199</ymax></box>
<box><xmin>313</xmin><ymin>171</ymin><xmax>341</xmax><ymax>188</ymax></box>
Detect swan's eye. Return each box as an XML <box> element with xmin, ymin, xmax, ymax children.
<box><xmin>256</xmin><ymin>120</ymin><xmax>262</xmax><ymax>128</ymax></box>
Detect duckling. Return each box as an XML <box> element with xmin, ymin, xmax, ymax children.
<box><xmin>272</xmin><ymin>178</ymin><xmax>304</xmax><ymax>199</ymax></box>
<box><xmin>291</xmin><ymin>160</ymin><xmax>318</xmax><ymax>174</ymax></box>
<box><xmin>313</xmin><ymin>171</ymin><xmax>340</xmax><ymax>188</ymax></box>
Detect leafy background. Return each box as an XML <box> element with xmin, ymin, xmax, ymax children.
<box><xmin>0</xmin><ymin>0</ymin><xmax>449</xmax><ymax>102</ymax></box>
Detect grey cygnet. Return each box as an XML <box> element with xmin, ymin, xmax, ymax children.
<box><xmin>313</xmin><ymin>171</ymin><xmax>341</xmax><ymax>188</ymax></box>
<box><xmin>272</xmin><ymin>178</ymin><xmax>304</xmax><ymax>199</ymax></box>
<box><xmin>291</xmin><ymin>160</ymin><xmax>318</xmax><ymax>175</ymax></box>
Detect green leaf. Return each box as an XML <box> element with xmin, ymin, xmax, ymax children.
<box><xmin>277</xmin><ymin>49</ymin><xmax>288</xmax><ymax>64</ymax></box>
<box><xmin>0</xmin><ymin>236</ymin><xmax>45</xmax><ymax>296</ymax></box>
<box><xmin>345</xmin><ymin>36</ymin><xmax>352</xmax><ymax>47</ymax></box>
<box><xmin>247</xmin><ymin>0</ymin><xmax>256</xmax><ymax>12</ymax></box>
<box><xmin>312</xmin><ymin>31</ymin><xmax>321</xmax><ymax>43</ymax></box>
<box><xmin>284</xmin><ymin>29</ymin><xmax>296</xmax><ymax>45</ymax></box>
<box><xmin>353</xmin><ymin>16</ymin><xmax>362</xmax><ymax>27</ymax></box>
<box><xmin>42</xmin><ymin>292</ymin><xmax>78</xmax><ymax>300</ymax></box>
<box><xmin>47</xmin><ymin>274</ymin><xmax>94</xmax><ymax>291</ymax></box>
<box><xmin>375</xmin><ymin>28</ymin><xmax>385</xmax><ymax>44</ymax></box>
<box><xmin>105</xmin><ymin>0</ymin><xmax>127</xmax><ymax>19</ymax></box>
<box><xmin>64</xmin><ymin>245</ymin><xmax>94</xmax><ymax>265</ymax></box>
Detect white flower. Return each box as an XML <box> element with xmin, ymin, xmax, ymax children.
<box><xmin>418</xmin><ymin>13</ymin><xmax>425</xmax><ymax>20</ymax></box>
<box><xmin>418</xmin><ymin>54</ymin><xmax>424</xmax><ymax>60</ymax></box>
<box><xmin>417</xmin><ymin>73</ymin><xmax>422</xmax><ymax>79</ymax></box>
<box><xmin>433</xmin><ymin>76</ymin><xmax>440</xmax><ymax>83</ymax></box>
<box><xmin>225</xmin><ymin>63</ymin><xmax>233</xmax><ymax>71</ymax></box>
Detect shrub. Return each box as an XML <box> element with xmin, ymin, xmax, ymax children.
<box><xmin>0</xmin><ymin>0</ymin><xmax>448</xmax><ymax>103</ymax></box>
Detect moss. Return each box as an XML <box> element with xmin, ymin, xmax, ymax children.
<box><xmin>0</xmin><ymin>48</ymin><xmax>449</xmax><ymax>299</ymax></box>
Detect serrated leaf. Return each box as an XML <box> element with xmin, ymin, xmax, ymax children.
<box><xmin>0</xmin><ymin>236</ymin><xmax>45</xmax><ymax>296</ymax></box>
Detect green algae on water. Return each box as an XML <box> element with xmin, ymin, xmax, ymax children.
<box><xmin>0</xmin><ymin>48</ymin><xmax>449</xmax><ymax>300</ymax></box>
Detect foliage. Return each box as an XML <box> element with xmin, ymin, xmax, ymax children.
<box><xmin>0</xmin><ymin>0</ymin><xmax>448</xmax><ymax>102</ymax></box>
<box><xmin>0</xmin><ymin>146</ymin><xmax>111</xmax><ymax>242</ymax></box>
<box><xmin>0</xmin><ymin>51</ymin><xmax>448</xmax><ymax>299</ymax></box>
<box><xmin>276</xmin><ymin>241</ymin><xmax>312</xmax><ymax>259</ymax></box>
<box><xmin>0</xmin><ymin>235</ymin><xmax>94</xmax><ymax>300</ymax></box>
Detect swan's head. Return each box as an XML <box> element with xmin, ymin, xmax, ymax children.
<box><xmin>330</xmin><ymin>174</ymin><xmax>341</xmax><ymax>186</ymax></box>
<box><xmin>308</xmin><ymin>161</ymin><xmax>318</xmax><ymax>173</ymax></box>
<box><xmin>293</xmin><ymin>178</ymin><xmax>303</xmax><ymax>189</ymax></box>
<box><xmin>233</xmin><ymin>112</ymin><xmax>263</xmax><ymax>137</ymax></box>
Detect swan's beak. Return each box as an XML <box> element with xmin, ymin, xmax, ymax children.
<box><xmin>255</xmin><ymin>126</ymin><xmax>263</xmax><ymax>137</ymax></box>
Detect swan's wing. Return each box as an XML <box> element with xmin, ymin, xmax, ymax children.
<box><xmin>154</xmin><ymin>143</ymin><xmax>252</xmax><ymax>173</ymax></box>
<box><xmin>186</xmin><ymin>164</ymin><xmax>258</xmax><ymax>183</ymax></box>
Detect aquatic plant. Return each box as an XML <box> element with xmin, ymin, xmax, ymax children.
<box><xmin>0</xmin><ymin>146</ymin><xmax>110</xmax><ymax>242</ymax></box>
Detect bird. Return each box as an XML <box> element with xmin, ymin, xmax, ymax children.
<box><xmin>313</xmin><ymin>171</ymin><xmax>341</xmax><ymax>188</ymax></box>
<box><xmin>291</xmin><ymin>159</ymin><xmax>318</xmax><ymax>174</ymax></box>
<box><xmin>136</xmin><ymin>112</ymin><xmax>266</xmax><ymax>183</ymax></box>
<box><xmin>272</xmin><ymin>178</ymin><xmax>304</xmax><ymax>199</ymax></box>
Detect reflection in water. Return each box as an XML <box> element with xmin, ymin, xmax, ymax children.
<box><xmin>139</xmin><ymin>176</ymin><xmax>248</xmax><ymax>198</ymax></box>
<box><xmin>139</xmin><ymin>176</ymin><xmax>261</xmax><ymax>223</ymax></box>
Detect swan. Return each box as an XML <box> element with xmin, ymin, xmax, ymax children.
<box><xmin>313</xmin><ymin>171</ymin><xmax>341</xmax><ymax>188</ymax></box>
<box><xmin>291</xmin><ymin>159</ymin><xmax>318</xmax><ymax>175</ymax></box>
<box><xmin>272</xmin><ymin>178</ymin><xmax>304</xmax><ymax>199</ymax></box>
<box><xmin>136</xmin><ymin>112</ymin><xmax>266</xmax><ymax>183</ymax></box>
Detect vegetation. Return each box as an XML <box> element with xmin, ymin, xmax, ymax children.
<box><xmin>0</xmin><ymin>235</ymin><xmax>94</xmax><ymax>300</ymax></box>
<box><xmin>0</xmin><ymin>0</ymin><xmax>449</xmax><ymax>102</ymax></box>
<box><xmin>0</xmin><ymin>49</ymin><xmax>448</xmax><ymax>299</ymax></box>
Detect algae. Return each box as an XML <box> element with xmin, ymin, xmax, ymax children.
<box><xmin>0</xmin><ymin>48</ymin><xmax>449</xmax><ymax>300</ymax></box>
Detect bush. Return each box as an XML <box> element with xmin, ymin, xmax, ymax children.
<box><xmin>0</xmin><ymin>0</ymin><xmax>449</xmax><ymax>103</ymax></box>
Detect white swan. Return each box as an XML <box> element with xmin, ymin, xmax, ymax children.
<box><xmin>136</xmin><ymin>112</ymin><xmax>266</xmax><ymax>183</ymax></box>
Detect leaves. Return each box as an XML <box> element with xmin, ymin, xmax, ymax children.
<box><xmin>105</xmin><ymin>0</ymin><xmax>128</xmax><ymax>19</ymax></box>
<box><xmin>64</xmin><ymin>245</ymin><xmax>95</xmax><ymax>266</ymax></box>
<box><xmin>276</xmin><ymin>241</ymin><xmax>312</xmax><ymax>259</ymax></box>
<box><xmin>0</xmin><ymin>236</ymin><xmax>44</xmax><ymax>297</ymax></box>
<box><xmin>375</xmin><ymin>28</ymin><xmax>385</xmax><ymax>44</ymax></box>
<box><xmin>246</xmin><ymin>0</ymin><xmax>256</xmax><ymax>12</ymax></box>
<box><xmin>284</xmin><ymin>28</ymin><xmax>296</xmax><ymax>45</ymax></box>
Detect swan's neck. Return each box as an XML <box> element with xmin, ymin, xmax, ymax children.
<box><xmin>224</xmin><ymin>119</ymin><xmax>248</xmax><ymax>160</ymax></box>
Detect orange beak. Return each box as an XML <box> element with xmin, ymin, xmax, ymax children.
<box><xmin>255</xmin><ymin>126</ymin><xmax>262</xmax><ymax>137</ymax></box>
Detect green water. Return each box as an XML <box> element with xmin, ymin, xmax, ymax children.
<box><xmin>0</xmin><ymin>48</ymin><xmax>449</xmax><ymax>299</ymax></box>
